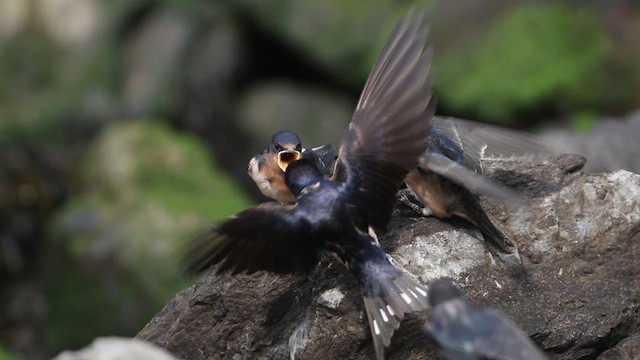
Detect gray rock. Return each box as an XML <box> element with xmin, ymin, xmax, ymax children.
<box><xmin>36</xmin><ymin>0</ymin><xmax>104</xmax><ymax>51</ymax></box>
<box><xmin>0</xmin><ymin>0</ymin><xmax>28</xmax><ymax>40</ymax></box>
<box><xmin>237</xmin><ymin>82</ymin><xmax>351</xmax><ymax>151</ymax></box>
<box><xmin>598</xmin><ymin>335</ymin><xmax>640</xmax><ymax>360</ymax></box>
<box><xmin>137</xmin><ymin>153</ymin><xmax>640</xmax><ymax>359</ymax></box>
<box><xmin>121</xmin><ymin>7</ymin><xmax>194</xmax><ymax>116</ymax></box>
<box><xmin>52</xmin><ymin>337</ymin><xmax>179</xmax><ymax>360</ymax></box>
<box><xmin>540</xmin><ymin>111</ymin><xmax>640</xmax><ymax>173</ymax></box>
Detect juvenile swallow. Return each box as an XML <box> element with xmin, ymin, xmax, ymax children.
<box><xmin>401</xmin><ymin>116</ymin><xmax>553</xmax><ymax>255</ymax></box>
<box><xmin>186</xmin><ymin>10</ymin><xmax>435</xmax><ymax>360</ymax></box>
<box><xmin>248</xmin><ymin>130</ymin><xmax>336</xmax><ymax>203</ymax></box>
<box><xmin>426</xmin><ymin>279</ymin><xmax>548</xmax><ymax>360</ymax></box>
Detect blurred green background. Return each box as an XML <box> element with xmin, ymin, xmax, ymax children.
<box><xmin>1</xmin><ymin>0</ymin><xmax>640</xmax><ymax>359</ymax></box>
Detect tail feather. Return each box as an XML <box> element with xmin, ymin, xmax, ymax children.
<box><xmin>362</xmin><ymin>272</ymin><xmax>429</xmax><ymax>360</ymax></box>
<box><xmin>462</xmin><ymin>194</ymin><xmax>517</xmax><ymax>255</ymax></box>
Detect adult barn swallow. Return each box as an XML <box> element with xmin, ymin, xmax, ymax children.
<box><xmin>248</xmin><ymin>130</ymin><xmax>336</xmax><ymax>203</ymax></box>
<box><xmin>426</xmin><ymin>279</ymin><xmax>548</xmax><ymax>360</ymax></box>
<box><xmin>186</xmin><ymin>10</ymin><xmax>434</xmax><ymax>360</ymax></box>
<box><xmin>402</xmin><ymin>117</ymin><xmax>552</xmax><ymax>254</ymax></box>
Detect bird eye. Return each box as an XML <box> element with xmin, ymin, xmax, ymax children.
<box><xmin>295</xmin><ymin>144</ymin><xmax>302</xmax><ymax>151</ymax></box>
<box><xmin>274</xmin><ymin>144</ymin><xmax>283</xmax><ymax>151</ymax></box>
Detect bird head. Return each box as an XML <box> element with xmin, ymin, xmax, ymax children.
<box><xmin>285</xmin><ymin>158</ymin><xmax>323</xmax><ymax>196</ymax></box>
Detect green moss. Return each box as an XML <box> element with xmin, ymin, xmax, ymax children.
<box><xmin>80</xmin><ymin>120</ymin><xmax>251</xmax><ymax>217</ymax></box>
<box><xmin>570</xmin><ymin>111</ymin><xmax>599</xmax><ymax>133</ymax></box>
<box><xmin>0</xmin><ymin>1</ymin><xmax>122</xmax><ymax>144</ymax></box>
<box><xmin>435</xmin><ymin>4</ymin><xmax>609</xmax><ymax>124</ymax></box>
<box><xmin>0</xmin><ymin>347</ymin><xmax>21</xmax><ymax>360</ymax></box>
<box><xmin>45</xmin><ymin>120</ymin><xmax>250</xmax><ymax>355</ymax></box>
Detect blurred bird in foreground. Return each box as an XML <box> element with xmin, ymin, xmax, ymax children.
<box><xmin>426</xmin><ymin>279</ymin><xmax>548</xmax><ymax>360</ymax></box>
<box><xmin>248</xmin><ymin>130</ymin><xmax>335</xmax><ymax>203</ymax></box>
<box><xmin>185</xmin><ymin>10</ymin><xmax>434</xmax><ymax>360</ymax></box>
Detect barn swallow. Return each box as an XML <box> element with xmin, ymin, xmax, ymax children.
<box><xmin>248</xmin><ymin>130</ymin><xmax>336</xmax><ymax>203</ymax></box>
<box><xmin>426</xmin><ymin>279</ymin><xmax>548</xmax><ymax>360</ymax></box>
<box><xmin>186</xmin><ymin>10</ymin><xmax>435</xmax><ymax>360</ymax></box>
<box><xmin>401</xmin><ymin>116</ymin><xmax>553</xmax><ymax>255</ymax></box>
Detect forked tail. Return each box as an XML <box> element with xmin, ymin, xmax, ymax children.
<box><xmin>349</xmin><ymin>247</ymin><xmax>429</xmax><ymax>360</ymax></box>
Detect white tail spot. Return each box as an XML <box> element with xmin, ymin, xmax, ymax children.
<box><xmin>415</xmin><ymin>286</ymin><xmax>427</xmax><ymax>297</ymax></box>
<box><xmin>373</xmin><ymin>320</ymin><xmax>380</xmax><ymax>335</ymax></box>
<box><xmin>386</xmin><ymin>305</ymin><xmax>395</xmax><ymax>316</ymax></box>
<box><xmin>379</xmin><ymin>308</ymin><xmax>389</xmax><ymax>322</ymax></box>
<box><xmin>409</xmin><ymin>289</ymin><xmax>418</xmax><ymax>299</ymax></box>
<box><xmin>400</xmin><ymin>293</ymin><xmax>412</xmax><ymax>304</ymax></box>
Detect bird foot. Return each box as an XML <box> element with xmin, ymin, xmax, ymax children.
<box><xmin>397</xmin><ymin>190</ymin><xmax>432</xmax><ymax>217</ymax></box>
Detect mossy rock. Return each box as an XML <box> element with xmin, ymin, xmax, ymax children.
<box><xmin>45</xmin><ymin>120</ymin><xmax>250</xmax><ymax>354</ymax></box>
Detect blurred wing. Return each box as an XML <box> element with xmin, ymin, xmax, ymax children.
<box><xmin>333</xmin><ymin>10</ymin><xmax>435</xmax><ymax>230</ymax></box>
<box><xmin>429</xmin><ymin>300</ymin><xmax>547</xmax><ymax>360</ymax></box>
<box><xmin>184</xmin><ymin>203</ymin><xmax>321</xmax><ymax>275</ymax></box>
<box><xmin>306</xmin><ymin>143</ymin><xmax>337</xmax><ymax>176</ymax></box>
<box><xmin>419</xmin><ymin>152</ymin><xmax>517</xmax><ymax>200</ymax></box>
<box><xmin>471</xmin><ymin>309</ymin><xmax>548</xmax><ymax>360</ymax></box>
<box><xmin>432</xmin><ymin>116</ymin><xmax>555</xmax><ymax>173</ymax></box>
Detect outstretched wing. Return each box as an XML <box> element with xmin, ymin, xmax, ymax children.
<box><xmin>184</xmin><ymin>203</ymin><xmax>322</xmax><ymax>275</ymax></box>
<box><xmin>418</xmin><ymin>152</ymin><xmax>518</xmax><ymax>200</ymax></box>
<box><xmin>333</xmin><ymin>10</ymin><xmax>435</xmax><ymax>231</ymax></box>
<box><xmin>430</xmin><ymin>116</ymin><xmax>554</xmax><ymax>173</ymax></box>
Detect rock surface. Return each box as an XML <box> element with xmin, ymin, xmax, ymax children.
<box><xmin>137</xmin><ymin>154</ymin><xmax>640</xmax><ymax>359</ymax></box>
<box><xmin>540</xmin><ymin>111</ymin><xmax>640</xmax><ymax>173</ymax></box>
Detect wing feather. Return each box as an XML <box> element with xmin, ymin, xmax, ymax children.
<box><xmin>184</xmin><ymin>203</ymin><xmax>322</xmax><ymax>275</ymax></box>
<box><xmin>431</xmin><ymin>116</ymin><xmax>554</xmax><ymax>173</ymax></box>
<box><xmin>333</xmin><ymin>11</ymin><xmax>435</xmax><ymax>231</ymax></box>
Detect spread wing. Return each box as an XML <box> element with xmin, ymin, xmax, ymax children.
<box><xmin>431</xmin><ymin>116</ymin><xmax>554</xmax><ymax>173</ymax></box>
<box><xmin>417</xmin><ymin>116</ymin><xmax>557</xmax><ymax>199</ymax></box>
<box><xmin>418</xmin><ymin>152</ymin><xmax>518</xmax><ymax>200</ymax></box>
<box><xmin>333</xmin><ymin>10</ymin><xmax>435</xmax><ymax>231</ymax></box>
<box><xmin>184</xmin><ymin>203</ymin><xmax>322</xmax><ymax>275</ymax></box>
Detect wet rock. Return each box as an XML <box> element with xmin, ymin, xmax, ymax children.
<box><xmin>137</xmin><ymin>154</ymin><xmax>640</xmax><ymax>359</ymax></box>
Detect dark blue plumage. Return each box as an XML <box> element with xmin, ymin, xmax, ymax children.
<box><xmin>186</xmin><ymin>10</ymin><xmax>435</xmax><ymax>360</ymax></box>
